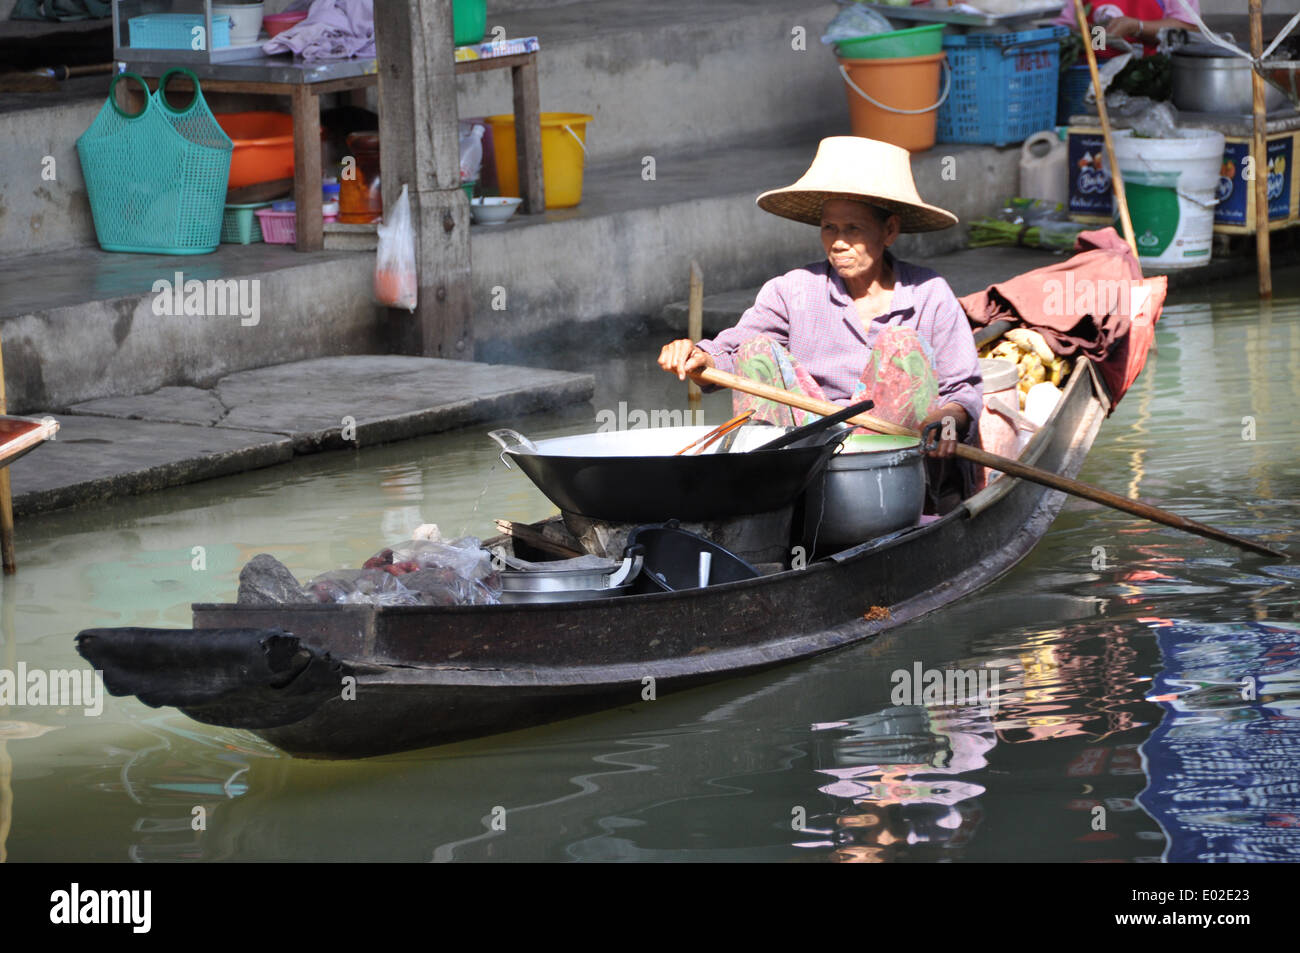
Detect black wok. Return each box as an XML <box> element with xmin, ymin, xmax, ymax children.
<box><xmin>489</xmin><ymin>424</ymin><xmax>844</xmax><ymax>523</ymax></box>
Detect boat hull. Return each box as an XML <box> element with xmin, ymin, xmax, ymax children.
<box><xmin>89</xmin><ymin>360</ymin><xmax>1106</xmax><ymax>758</ymax></box>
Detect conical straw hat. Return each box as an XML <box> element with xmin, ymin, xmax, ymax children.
<box><xmin>757</xmin><ymin>136</ymin><xmax>958</xmax><ymax>233</ymax></box>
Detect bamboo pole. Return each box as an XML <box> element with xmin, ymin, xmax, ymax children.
<box><xmin>1250</xmin><ymin>0</ymin><xmax>1273</xmax><ymax>299</ymax></box>
<box><xmin>1073</xmin><ymin>0</ymin><xmax>1138</xmax><ymax>258</ymax></box>
<box><xmin>0</xmin><ymin>334</ymin><xmax>15</xmax><ymax>574</ymax></box>
<box><xmin>687</xmin><ymin>261</ymin><xmax>703</xmax><ymax>421</ymax></box>
<box><xmin>691</xmin><ymin>365</ymin><xmax>1288</xmax><ymax>559</ymax></box>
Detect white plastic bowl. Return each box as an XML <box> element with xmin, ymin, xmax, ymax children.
<box><xmin>470</xmin><ymin>196</ymin><xmax>522</xmax><ymax>225</ymax></box>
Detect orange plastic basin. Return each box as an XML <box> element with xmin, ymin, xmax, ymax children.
<box><xmin>215</xmin><ymin>111</ymin><xmax>295</xmax><ymax>189</ymax></box>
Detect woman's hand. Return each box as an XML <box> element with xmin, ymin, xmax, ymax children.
<box><xmin>1104</xmin><ymin>16</ymin><xmax>1142</xmax><ymax>39</ymax></box>
<box><xmin>658</xmin><ymin>339</ymin><xmax>715</xmax><ymax>381</ymax></box>
<box><xmin>921</xmin><ymin>403</ymin><xmax>970</xmax><ymax>459</ymax></box>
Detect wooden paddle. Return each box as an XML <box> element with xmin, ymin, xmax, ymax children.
<box><xmin>691</xmin><ymin>366</ymin><xmax>1287</xmax><ymax>559</ymax></box>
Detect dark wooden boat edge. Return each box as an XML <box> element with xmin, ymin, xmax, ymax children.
<box><xmin>78</xmin><ymin>359</ymin><xmax>1111</xmax><ymax>758</ymax></box>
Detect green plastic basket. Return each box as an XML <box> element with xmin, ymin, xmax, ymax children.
<box><xmin>221</xmin><ymin>201</ymin><xmax>272</xmax><ymax>243</ymax></box>
<box><xmin>76</xmin><ymin>69</ymin><xmax>233</xmax><ymax>255</ymax></box>
<box><xmin>836</xmin><ymin>24</ymin><xmax>945</xmax><ymax>60</ymax></box>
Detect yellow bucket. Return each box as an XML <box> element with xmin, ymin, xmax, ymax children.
<box><xmin>486</xmin><ymin>112</ymin><xmax>593</xmax><ymax>209</ymax></box>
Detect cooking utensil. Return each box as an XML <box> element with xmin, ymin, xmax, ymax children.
<box><xmin>627</xmin><ymin>522</ymin><xmax>761</xmax><ymax>592</ymax></box>
<box><xmin>691</xmin><ymin>365</ymin><xmax>1287</xmax><ymax>559</ymax></box>
<box><xmin>488</xmin><ymin>424</ymin><xmax>839</xmax><ymax>523</ymax></box>
<box><xmin>804</xmin><ymin>433</ymin><xmax>926</xmax><ymax>554</ymax></box>
<box><xmin>674</xmin><ymin>409</ymin><xmax>753</xmax><ymax>455</ymax></box>
<box><xmin>497</xmin><ymin>547</ymin><xmax>645</xmax><ymax>604</ymax></box>
<box><xmin>1172</xmin><ymin>44</ymin><xmax>1288</xmax><ymax>113</ymax></box>
<box><xmin>756</xmin><ymin>397</ymin><xmax>875</xmax><ymax>452</ymax></box>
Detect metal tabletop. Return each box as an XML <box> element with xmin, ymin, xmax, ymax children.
<box><xmin>861</xmin><ymin>2</ymin><xmax>1063</xmax><ymax>29</ymax></box>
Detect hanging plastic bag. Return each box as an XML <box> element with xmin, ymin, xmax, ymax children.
<box><xmin>375</xmin><ymin>183</ymin><xmax>417</xmax><ymax>311</ymax></box>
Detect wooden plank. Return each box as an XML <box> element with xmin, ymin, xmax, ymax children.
<box><xmin>375</xmin><ymin>0</ymin><xmax>473</xmax><ymax>359</ymax></box>
<box><xmin>1250</xmin><ymin>0</ymin><xmax>1273</xmax><ymax>299</ymax></box>
<box><xmin>454</xmin><ymin>52</ymin><xmax>535</xmax><ymax>76</ymax></box>
<box><xmin>292</xmin><ymin>85</ymin><xmax>324</xmax><ymax>251</ymax></box>
<box><xmin>512</xmin><ymin>56</ymin><xmax>546</xmax><ymax>214</ymax></box>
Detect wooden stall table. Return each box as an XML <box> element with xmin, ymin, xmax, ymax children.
<box><xmin>120</xmin><ymin>48</ymin><xmax>546</xmax><ymax>252</ymax></box>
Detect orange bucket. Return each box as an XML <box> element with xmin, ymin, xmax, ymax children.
<box><xmin>837</xmin><ymin>53</ymin><xmax>949</xmax><ymax>153</ymax></box>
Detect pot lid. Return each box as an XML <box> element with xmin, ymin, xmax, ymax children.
<box><xmin>980</xmin><ymin>357</ymin><xmax>1020</xmax><ymax>392</ymax></box>
<box><xmin>1173</xmin><ymin>40</ymin><xmax>1249</xmax><ymax>60</ymax></box>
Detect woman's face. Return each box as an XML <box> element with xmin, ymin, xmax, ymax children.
<box><xmin>820</xmin><ymin>199</ymin><xmax>900</xmax><ymax>289</ymax></box>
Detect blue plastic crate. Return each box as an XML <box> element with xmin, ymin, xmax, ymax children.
<box><xmin>937</xmin><ymin>26</ymin><xmax>1067</xmax><ymax>147</ymax></box>
<box><xmin>1058</xmin><ymin>64</ymin><xmax>1094</xmax><ymax>123</ymax></box>
<box><xmin>128</xmin><ymin>13</ymin><xmax>231</xmax><ymax>51</ymax></box>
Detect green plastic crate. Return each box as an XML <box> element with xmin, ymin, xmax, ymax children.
<box><xmin>221</xmin><ymin>201</ymin><xmax>272</xmax><ymax>243</ymax></box>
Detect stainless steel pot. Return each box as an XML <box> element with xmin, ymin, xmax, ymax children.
<box><xmin>497</xmin><ymin>550</ymin><xmax>644</xmax><ymax>604</ymax></box>
<box><xmin>803</xmin><ymin>434</ymin><xmax>926</xmax><ymax>554</ymax></box>
<box><xmin>1172</xmin><ymin>47</ymin><xmax>1288</xmax><ymax>114</ymax></box>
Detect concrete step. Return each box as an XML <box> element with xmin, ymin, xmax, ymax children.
<box><xmin>0</xmin><ymin>136</ymin><xmax>1019</xmax><ymax>411</ymax></box>
<box><xmin>459</xmin><ymin>0</ymin><xmax>842</xmax><ymax>165</ymax></box>
<box><xmin>9</xmin><ymin>354</ymin><xmax>594</xmax><ymax>516</ymax></box>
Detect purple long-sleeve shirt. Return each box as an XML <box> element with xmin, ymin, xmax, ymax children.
<box><xmin>696</xmin><ymin>254</ymin><xmax>984</xmax><ymax>430</ymax></box>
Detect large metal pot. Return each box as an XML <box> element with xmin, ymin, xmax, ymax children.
<box><xmin>803</xmin><ymin>434</ymin><xmax>926</xmax><ymax>554</ymax></box>
<box><xmin>489</xmin><ymin>425</ymin><xmax>842</xmax><ymax>523</ymax></box>
<box><xmin>1173</xmin><ymin>45</ymin><xmax>1288</xmax><ymax>114</ymax></box>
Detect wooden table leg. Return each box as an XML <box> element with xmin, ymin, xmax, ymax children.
<box><xmin>292</xmin><ymin>86</ymin><xmax>324</xmax><ymax>251</ymax></box>
<box><xmin>512</xmin><ymin>55</ymin><xmax>545</xmax><ymax>214</ymax></box>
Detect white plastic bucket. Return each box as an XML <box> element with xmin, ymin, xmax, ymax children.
<box><xmin>1111</xmin><ymin>128</ymin><xmax>1226</xmax><ymax>269</ymax></box>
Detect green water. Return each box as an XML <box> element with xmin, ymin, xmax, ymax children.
<box><xmin>1</xmin><ymin>269</ymin><xmax>1297</xmax><ymax>862</ymax></box>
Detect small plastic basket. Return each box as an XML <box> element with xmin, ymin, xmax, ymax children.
<box><xmin>128</xmin><ymin>13</ymin><xmax>231</xmax><ymax>51</ymax></box>
<box><xmin>936</xmin><ymin>26</ymin><xmax>1067</xmax><ymax>147</ymax></box>
<box><xmin>255</xmin><ymin>208</ymin><xmax>297</xmax><ymax>244</ymax></box>
<box><xmin>221</xmin><ymin>201</ymin><xmax>272</xmax><ymax>244</ymax></box>
<box><xmin>76</xmin><ymin>69</ymin><xmax>233</xmax><ymax>254</ymax></box>
<box><xmin>255</xmin><ymin>208</ymin><xmax>339</xmax><ymax>245</ymax></box>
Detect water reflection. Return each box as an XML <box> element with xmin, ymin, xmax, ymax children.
<box><xmin>1139</xmin><ymin>619</ymin><xmax>1300</xmax><ymax>862</ymax></box>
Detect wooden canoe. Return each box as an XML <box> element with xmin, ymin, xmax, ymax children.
<box><xmin>76</xmin><ymin>357</ymin><xmax>1114</xmax><ymax>759</ymax></box>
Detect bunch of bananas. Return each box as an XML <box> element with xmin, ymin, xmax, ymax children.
<box><xmin>979</xmin><ymin>328</ymin><xmax>1070</xmax><ymax>409</ymax></box>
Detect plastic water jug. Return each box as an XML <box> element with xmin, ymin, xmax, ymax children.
<box><xmin>1019</xmin><ymin>129</ymin><xmax>1068</xmax><ymax>205</ymax></box>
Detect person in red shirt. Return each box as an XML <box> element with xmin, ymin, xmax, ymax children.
<box><xmin>1052</xmin><ymin>0</ymin><xmax>1201</xmax><ymax>57</ymax></box>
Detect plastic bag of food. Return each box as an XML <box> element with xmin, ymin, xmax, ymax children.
<box><xmin>302</xmin><ymin>569</ymin><xmax>421</xmax><ymax>606</ymax></box>
<box><xmin>375</xmin><ymin>183</ymin><xmax>417</xmax><ymax>312</ymax></box>
<box><xmin>821</xmin><ymin>3</ymin><xmax>894</xmax><ymax>45</ymax></box>
<box><xmin>361</xmin><ymin>536</ymin><xmax>501</xmax><ymax>605</ymax></box>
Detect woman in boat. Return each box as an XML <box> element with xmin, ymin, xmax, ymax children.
<box><xmin>658</xmin><ymin>136</ymin><xmax>982</xmax><ymax>504</ymax></box>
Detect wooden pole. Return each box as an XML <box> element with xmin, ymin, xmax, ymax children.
<box><xmin>374</xmin><ymin>1</ymin><xmax>473</xmax><ymax>358</ymax></box>
<box><xmin>1073</xmin><ymin>0</ymin><xmax>1138</xmax><ymax>258</ymax></box>
<box><xmin>1250</xmin><ymin>0</ymin><xmax>1273</xmax><ymax>299</ymax></box>
<box><xmin>691</xmin><ymin>365</ymin><xmax>1288</xmax><ymax>559</ymax></box>
<box><xmin>0</xmin><ymin>334</ymin><xmax>15</xmax><ymax>574</ymax></box>
<box><xmin>687</xmin><ymin>261</ymin><xmax>703</xmax><ymax>420</ymax></box>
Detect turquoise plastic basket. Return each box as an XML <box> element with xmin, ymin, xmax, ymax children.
<box><xmin>936</xmin><ymin>26</ymin><xmax>1067</xmax><ymax>147</ymax></box>
<box><xmin>128</xmin><ymin>13</ymin><xmax>231</xmax><ymax>51</ymax></box>
<box><xmin>76</xmin><ymin>70</ymin><xmax>233</xmax><ymax>255</ymax></box>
